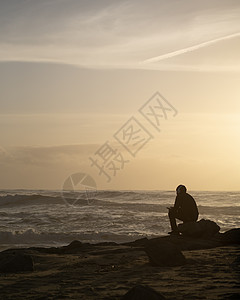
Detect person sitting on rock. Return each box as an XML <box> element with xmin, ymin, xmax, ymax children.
<box><xmin>168</xmin><ymin>185</ymin><xmax>199</xmax><ymax>235</ymax></box>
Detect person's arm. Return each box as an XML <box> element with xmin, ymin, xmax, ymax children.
<box><xmin>173</xmin><ymin>195</ymin><xmax>181</xmax><ymax>211</ymax></box>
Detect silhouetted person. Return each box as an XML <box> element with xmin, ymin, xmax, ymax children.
<box><xmin>168</xmin><ymin>185</ymin><xmax>198</xmax><ymax>235</ymax></box>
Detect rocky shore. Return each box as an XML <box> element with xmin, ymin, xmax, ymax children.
<box><xmin>0</xmin><ymin>227</ymin><xmax>239</xmax><ymax>299</ymax></box>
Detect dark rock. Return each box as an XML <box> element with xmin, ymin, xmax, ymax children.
<box><xmin>148</xmin><ymin>235</ymin><xmax>221</xmax><ymax>251</ymax></box>
<box><xmin>60</xmin><ymin>240</ymin><xmax>92</xmax><ymax>254</ymax></box>
<box><xmin>29</xmin><ymin>240</ymin><xmax>87</xmax><ymax>254</ymax></box>
<box><xmin>197</xmin><ymin>219</ymin><xmax>220</xmax><ymax>237</ymax></box>
<box><xmin>122</xmin><ymin>237</ymin><xmax>149</xmax><ymax>247</ymax></box>
<box><xmin>121</xmin><ymin>285</ymin><xmax>166</xmax><ymax>300</ymax></box>
<box><xmin>145</xmin><ymin>240</ymin><xmax>186</xmax><ymax>267</ymax></box>
<box><xmin>66</xmin><ymin>240</ymin><xmax>83</xmax><ymax>249</ymax></box>
<box><xmin>220</xmin><ymin>228</ymin><xmax>240</xmax><ymax>244</ymax></box>
<box><xmin>95</xmin><ymin>242</ymin><xmax>118</xmax><ymax>246</ymax></box>
<box><xmin>0</xmin><ymin>253</ymin><xmax>34</xmax><ymax>273</ymax></box>
<box><xmin>178</xmin><ymin>219</ymin><xmax>220</xmax><ymax>238</ymax></box>
<box><xmin>178</xmin><ymin>221</ymin><xmax>202</xmax><ymax>237</ymax></box>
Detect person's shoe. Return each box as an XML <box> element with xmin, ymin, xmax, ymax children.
<box><xmin>168</xmin><ymin>230</ymin><xmax>180</xmax><ymax>235</ymax></box>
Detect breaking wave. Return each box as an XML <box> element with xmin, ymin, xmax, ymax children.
<box><xmin>0</xmin><ymin>190</ymin><xmax>239</xmax><ymax>250</ymax></box>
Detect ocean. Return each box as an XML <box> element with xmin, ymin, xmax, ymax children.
<box><xmin>0</xmin><ymin>190</ymin><xmax>239</xmax><ymax>251</ymax></box>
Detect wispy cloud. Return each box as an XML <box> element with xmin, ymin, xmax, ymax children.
<box><xmin>141</xmin><ymin>32</ymin><xmax>240</xmax><ymax>64</ymax></box>
<box><xmin>0</xmin><ymin>141</ymin><xmax>131</xmax><ymax>166</ymax></box>
<box><xmin>0</xmin><ymin>1</ymin><xmax>240</xmax><ymax>71</ymax></box>
<box><xmin>0</xmin><ymin>144</ymin><xmax>100</xmax><ymax>166</ymax></box>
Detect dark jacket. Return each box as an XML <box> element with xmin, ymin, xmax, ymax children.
<box><xmin>174</xmin><ymin>192</ymin><xmax>199</xmax><ymax>221</ymax></box>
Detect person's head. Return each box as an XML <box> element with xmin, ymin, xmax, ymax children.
<box><xmin>176</xmin><ymin>184</ymin><xmax>187</xmax><ymax>195</ymax></box>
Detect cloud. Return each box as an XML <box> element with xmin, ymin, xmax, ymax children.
<box><xmin>141</xmin><ymin>32</ymin><xmax>240</xmax><ymax>64</ymax></box>
<box><xmin>0</xmin><ymin>0</ymin><xmax>240</xmax><ymax>70</ymax></box>
<box><xmin>0</xmin><ymin>141</ymin><xmax>132</xmax><ymax>167</ymax></box>
<box><xmin>0</xmin><ymin>144</ymin><xmax>100</xmax><ymax>166</ymax></box>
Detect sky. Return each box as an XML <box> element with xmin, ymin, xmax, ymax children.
<box><xmin>0</xmin><ymin>0</ymin><xmax>240</xmax><ymax>191</ymax></box>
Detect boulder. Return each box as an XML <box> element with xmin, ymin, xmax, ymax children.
<box><xmin>145</xmin><ymin>240</ymin><xmax>186</xmax><ymax>267</ymax></box>
<box><xmin>220</xmin><ymin>228</ymin><xmax>240</xmax><ymax>244</ymax></box>
<box><xmin>65</xmin><ymin>240</ymin><xmax>83</xmax><ymax>250</ymax></box>
<box><xmin>0</xmin><ymin>253</ymin><xmax>34</xmax><ymax>273</ymax></box>
<box><xmin>178</xmin><ymin>221</ymin><xmax>202</xmax><ymax>237</ymax></box>
<box><xmin>178</xmin><ymin>219</ymin><xmax>220</xmax><ymax>238</ymax></box>
<box><xmin>60</xmin><ymin>240</ymin><xmax>91</xmax><ymax>254</ymax></box>
<box><xmin>121</xmin><ymin>285</ymin><xmax>166</xmax><ymax>300</ymax></box>
<box><xmin>123</xmin><ymin>237</ymin><xmax>149</xmax><ymax>247</ymax></box>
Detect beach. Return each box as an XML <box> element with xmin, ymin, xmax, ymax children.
<box><xmin>0</xmin><ymin>232</ymin><xmax>239</xmax><ymax>299</ymax></box>
<box><xmin>0</xmin><ymin>190</ymin><xmax>239</xmax><ymax>299</ymax></box>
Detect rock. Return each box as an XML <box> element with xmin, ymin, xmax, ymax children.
<box><xmin>59</xmin><ymin>240</ymin><xmax>88</xmax><ymax>254</ymax></box>
<box><xmin>0</xmin><ymin>253</ymin><xmax>34</xmax><ymax>273</ymax></box>
<box><xmin>220</xmin><ymin>228</ymin><xmax>240</xmax><ymax>244</ymax></box>
<box><xmin>122</xmin><ymin>237</ymin><xmax>149</xmax><ymax>247</ymax></box>
<box><xmin>198</xmin><ymin>219</ymin><xmax>220</xmax><ymax>237</ymax></box>
<box><xmin>178</xmin><ymin>219</ymin><xmax>220</xmax><ymax>238</ymax></box>
<box><xmin>145</xmin><ymin>240</ymin><xmax>186</xmax><ymax>267</ymax></box>
<box><xmin>66</xmin><ymin>240</ymin><xmax>83</xmax><ymax>249</ymax></box>
<box><xmin>178</xmin><ymin>221</ymin><xmax>202</xmax><ymax>237</ymax></box>
<box><xmin>121</xmin><ymin>285</ymin><xmax>166</xmax><ymax>300</ymax></box>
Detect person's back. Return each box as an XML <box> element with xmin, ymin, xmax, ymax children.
<box><xmin>174</xmin><ymin>192</ymin><xmax>198</xmax><ymax>222</ymax></box>
<box><xmin>168</xmin><ymin>184</ymin><xmax>198</xmax><ymax>234</ymax></box>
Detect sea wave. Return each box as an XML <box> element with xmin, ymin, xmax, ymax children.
<box><xmin>0</xmin><ymin>228</ymin><xmax>151</xmax><ymax>246</ymax></box>
<box><xmin>0</xmin><ymin>190</ymin><xmax>239</xmax><ymax>250</ymax></box>
<box><xmin>0</xmin><ymin>193</ymin><xmax>240</xmax><ymax>213</ymax></box>
<box><xmin>0</xmin><ymin>194</ymin><xmax>83</xmax><ymax>207</ymax></box>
